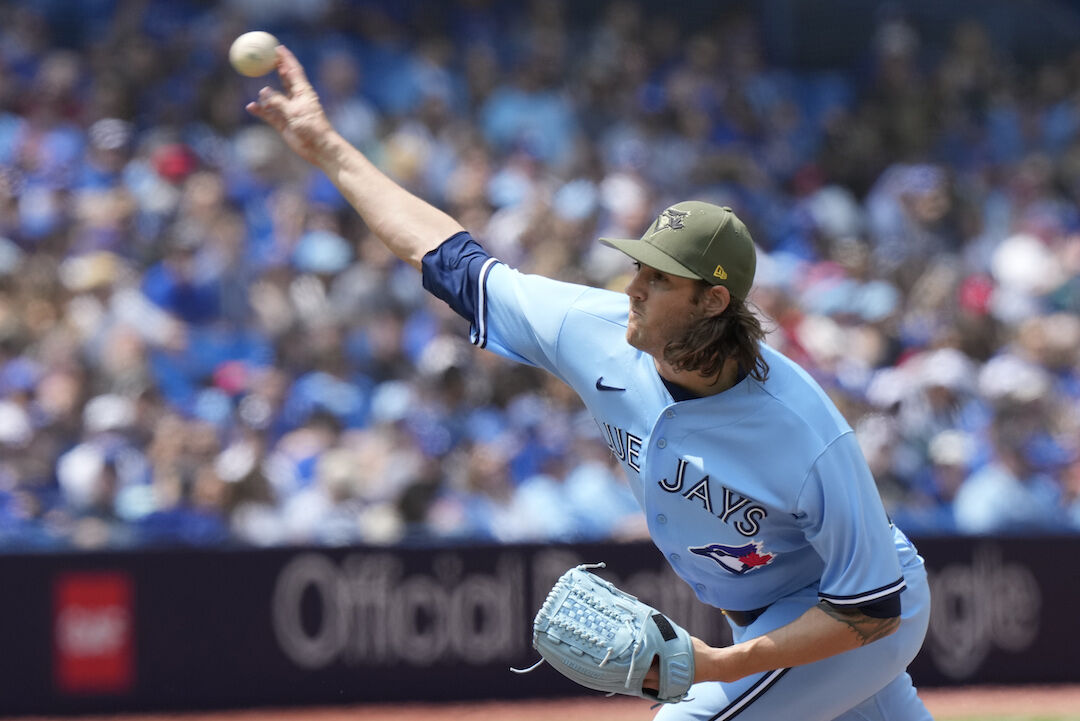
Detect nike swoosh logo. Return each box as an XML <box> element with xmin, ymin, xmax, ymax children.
<box><xmin>595</xmin><ymin>377</ymin><xmax>626</xmax><ymax>392</ymax></box>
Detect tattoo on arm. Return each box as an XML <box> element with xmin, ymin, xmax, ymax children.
<box><xmin>817</xmin><ymin>601</ymin><xmax>900</xmax><ymax>645</ymax></box>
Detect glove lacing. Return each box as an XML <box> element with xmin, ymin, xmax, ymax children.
<box><xmin>510</xmin><ymin>562</ymin><xmax>689</xmax><ymax>707</ymax></box>
<box><xmin>511</xmin><ymin>562</ymin><xmax>625</xmax><ymax>678</ymax></box>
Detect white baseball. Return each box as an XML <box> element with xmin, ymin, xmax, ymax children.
<box><xmin>229</xmin><ymin>31</ymin><xmax>279</xmax><ymax>77</ymax></box>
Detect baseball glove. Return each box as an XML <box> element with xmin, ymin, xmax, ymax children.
<box><xmin>512</xmin><ymin>563</ymin><xmax>695</xmax><ymax>704</ymax></box>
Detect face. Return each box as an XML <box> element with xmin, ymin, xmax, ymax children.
<box><xmin>623</xmin><ymin>262</ymin><xmax>705</xmax><ymax>357</ymax></box>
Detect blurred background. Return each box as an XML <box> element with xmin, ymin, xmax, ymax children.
<box><xmin>2</xmin><ymin>0</ymin><xmax>1080</xmax><ymax>552</ymax></box>
<box><xmin>3</xmin><ymin>0</ymin><xmax>1080</xmax><ymax>715</ymax></box>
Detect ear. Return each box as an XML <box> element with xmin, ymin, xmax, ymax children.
<box><xmin>700</xmin><ymin>284</ymin><xmax>731</xmax><ymax>318</ymax></box>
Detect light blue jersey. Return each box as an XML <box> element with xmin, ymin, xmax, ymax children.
<box><xmin>475</xmin><ymin>260</ymin><xmax>912</xmax><ymax>613</ymax></box>
<box><xmin>422</xmin><ymin>233</ymin><xmax>932</xmax><ymax>721</ymax></box>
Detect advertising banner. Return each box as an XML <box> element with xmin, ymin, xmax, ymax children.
<box><xmin>52</xmin><ymin>571</ymin><xmax>135</xmax><ymax>695</ymax></box>
<box><xmin>0</xmin><ymin>536</ymin><xmax>1076</xmax><ymax>714</ymax></box>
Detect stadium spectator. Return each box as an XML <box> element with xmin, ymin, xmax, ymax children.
<box><xmin>0</xmin><ymin>0</ymin><xmax>1079</xmax><ymax>548</ymax></box>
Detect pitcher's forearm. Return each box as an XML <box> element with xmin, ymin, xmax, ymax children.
<box><xmin>695</xmin><ymin>603</ymin><xmax>900</xmax><ymax>683</ymax></box>
<box><xmin>314</xmin><ymin>132</ymin><xmax>463</xmax><ymax>270</ymax></box>
<box><xmin>249</xmin><ymin>45</ymin><xmax>462</xmax><ymax>270</ymax></box>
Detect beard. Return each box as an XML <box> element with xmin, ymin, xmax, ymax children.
<box><xmin>625</xmin><ymin>307</ymin><xmax>695</xmax><ymax>359</ymax></box>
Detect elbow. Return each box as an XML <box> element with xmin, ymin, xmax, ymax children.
<box><xmin>818</xmin><ymin>600</ymin><xmax>902</xmax><ymax>647</ymax></box>
<box><xmin>859</xmin><ymin>613</ymin><xmax>901</xmax><ymax>646</ymax></box>
<box><xmin>883</xmin><ymin>615</ymin><xmax>902</xmax><ymax>639</ymax></box>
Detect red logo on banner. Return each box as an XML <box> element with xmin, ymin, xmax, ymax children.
<box><xmin>53</xmin><ymin>572</ymin><xmax>135</xmax><ymax>694</ymax></box>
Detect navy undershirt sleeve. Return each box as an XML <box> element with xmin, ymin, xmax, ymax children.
<box><xmin>420</xmin><ymin>231</ymin><xmax>495</xmax><ymax>323</ymax></box>
<box><xmin>852</xmin><ymin>592</ymin><xmax>902</xmax><ymax>619</ymax></box>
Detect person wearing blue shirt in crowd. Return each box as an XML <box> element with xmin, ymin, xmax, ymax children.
<box><xmin>953</xmin><ymin>407</ymin><xmax>1073</xmax><ymax>534</ymax></box>
<box><xmin>248</xmin><ymin>45</ymin><xmax>932</xmax><ymax>721</ymax></box>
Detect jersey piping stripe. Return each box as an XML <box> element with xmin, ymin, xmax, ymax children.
<box><xmin>707</xmin><ymin>667</ymin><xmax>790</xmax><ymax>721</ymax></box>
<box><xmin>473</xmin><ymin>257</ymin><xmax>499</xmax><ymax>349</ymax></box>
<box><xmin>820</xmin><ymin>577</ymin><xmax>906</xmax><ymax>605</ymax></box>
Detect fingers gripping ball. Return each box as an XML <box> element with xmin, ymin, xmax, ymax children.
<box><xmin>513</xmin><ymin>563</ymin><xmax>695</xmax><ymax>705</ymax></box>
<box><xmin>229</xmin><ymin>31</ymin><xmax>279</xmax><ymax>77</ymax></box>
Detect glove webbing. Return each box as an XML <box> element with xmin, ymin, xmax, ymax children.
<box><xmin>512</xmin><ymin>562</ymin><xmax>643</xmax><ymax>689</ymax></box>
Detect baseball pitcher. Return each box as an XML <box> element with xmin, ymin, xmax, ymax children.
<box><xmin>248</xmin><ymin>45</ymin><xmax>933</xmax><ymax>721</ymax></box>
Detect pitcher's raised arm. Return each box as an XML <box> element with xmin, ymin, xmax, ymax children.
<box><xmin>246</xmin><ymin>45</ymin><xmax>463</xmax><ymax>269</ymax></box>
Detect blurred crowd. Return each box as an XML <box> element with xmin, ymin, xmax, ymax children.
<box><xmin>1</xmin><ymin>0</ymin><xmax>1079</xmax><ymax>551</ymax></box>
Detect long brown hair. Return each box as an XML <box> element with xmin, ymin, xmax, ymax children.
<box><xmin>663</xmin><ymin>283</ymin><xmax>770</xmax><ymax>382</ymax></box>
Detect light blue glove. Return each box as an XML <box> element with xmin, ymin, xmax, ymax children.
<box><xmin>513</xmin><ymin>563</ymin><xmax>695</xmax><ymax>704</ymax></box>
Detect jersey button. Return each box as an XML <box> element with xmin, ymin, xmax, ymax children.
<box><xmin>656</xmin><ymin>514</ymin><xmax>667</xmax><ymax>524</ymax></box>
<box><xmin>665</xmin><ymin>410</ymin><xmax>675</xmax><ymax>418</ymax></box>
<box><xmin>669</xmin><ymin>553</ymin><xmax>681</xmax><ymax>562</ymax></box>
<box><xmin>657</xmin><ymin>439</ymin><xmax>667</xmax><ymax>448</ymax></box>
<box><xmin>695</xmin><ymin>583</ymin><xmax>706</xmax><ymax>592</ymax></box>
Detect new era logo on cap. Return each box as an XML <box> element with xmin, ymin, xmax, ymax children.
<box><xmin>598</xmin><ymin>201</ymin><xmax>757</xmax><ymax>299</ymax></box>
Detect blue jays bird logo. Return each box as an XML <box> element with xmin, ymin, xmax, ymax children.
<box><xmin>655</xmin><ymin>208</ymin><xmax>688</xmax><ymax>231</ymax></box>
<box><xmin>690</xmin><ymin>542</ymin><xmax>776</xmax><ymax>575</ymax></box>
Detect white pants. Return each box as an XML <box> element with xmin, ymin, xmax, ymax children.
<box><xmin>655</xmin><ymin>556</ymin><xmax>932</xmax><ymax>721</ymax></box>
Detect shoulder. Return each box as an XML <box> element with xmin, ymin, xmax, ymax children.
<box><xmin>750</xmin><ymin>344</ymin><xmax>853</xmax><ymax>444</ymax></box>
<box><xmin>487</xmin><ymin>263</ymin><xmax>629</xmax><ymax>325</ymax></box>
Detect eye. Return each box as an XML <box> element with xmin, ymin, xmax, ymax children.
<box><xmin>631</xmin><ymin>262</ymin><xmax>666</xmax><ymax>286</ymax></box>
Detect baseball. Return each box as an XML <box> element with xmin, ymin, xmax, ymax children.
<box><xmin>229</xmin><ymin>31</ymin><xmax>279</xmax><ymax>77</ymax></box>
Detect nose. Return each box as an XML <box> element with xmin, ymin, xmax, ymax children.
<box><xmin>625</xmin><ymin>268</ymin><xmax>647</xmax><ymax>300</ymax></box>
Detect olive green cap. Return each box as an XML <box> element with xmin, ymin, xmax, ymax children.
<box><xmin>600</xmin><ymin>201</ymin><xmax>756</xmax><ymax>299</ymax></box>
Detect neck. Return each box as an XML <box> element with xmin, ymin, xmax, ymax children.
<box><xmin>655</xmin><ymin>356</ymin><xmax>741</xmax><ymax>397</ymax></box>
